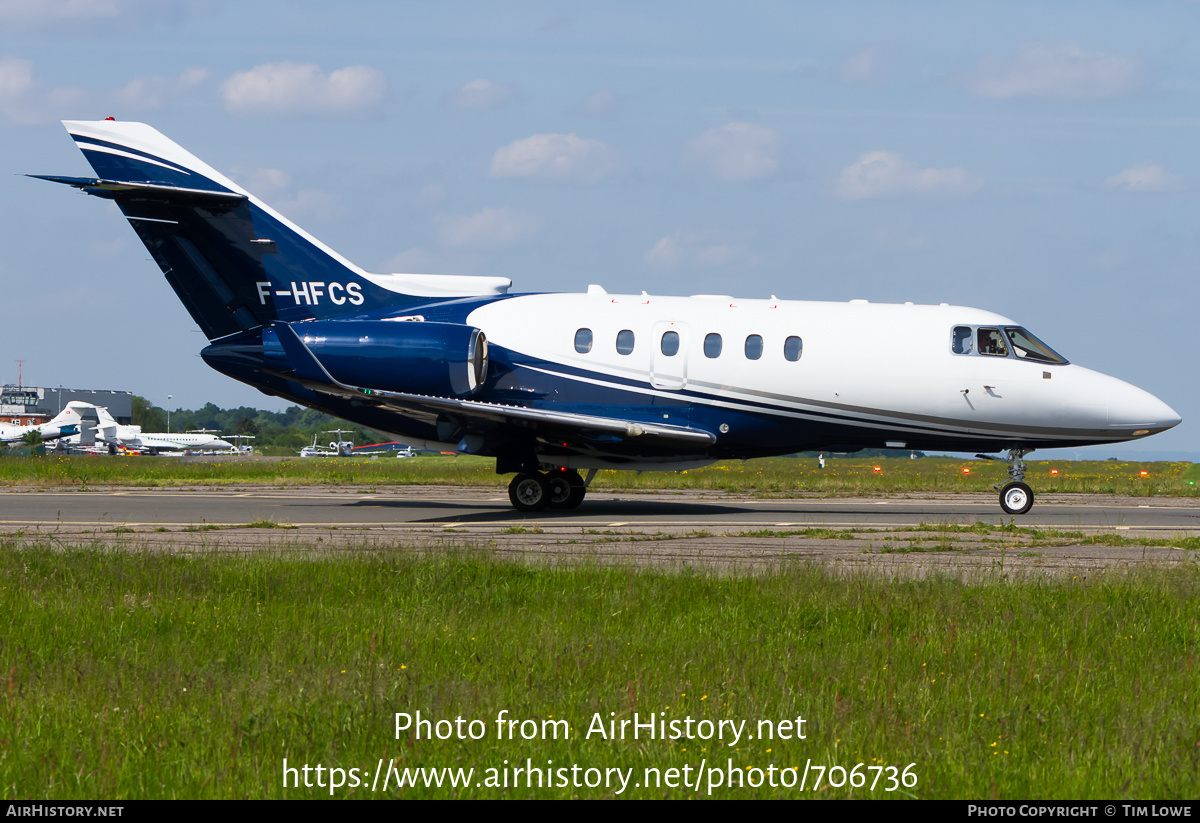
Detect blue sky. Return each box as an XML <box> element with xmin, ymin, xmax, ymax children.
<box><xmin>3</xmin><ymin>1</ymin><xmax>1197</xmax><ymax>457</ymax></box>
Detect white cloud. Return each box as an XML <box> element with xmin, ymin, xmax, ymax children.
<box><xmin>443</xmin><ymin>78</ymin><xmax>517</xmax><ymax>110</ymax></box>
<box><xmin>683</xmin><ymin>122</ymin><xmax>782</xmax><ymax>182</ymax></box>
<box><xmin>966</xmin><ymin>42</ymin><xmax>1143</xmax><ymax>101</ymax></box>
<box><xmin>436</xmin><ymin>207</ymin><xmax>541</xmax><ymax>247</ymax></box>
<box><xmin>227</xmin><ymin>167</ymin><xmax>342</xmax><ymax>220</ymax></box>
<box><xmin>1105</xmin><ymin>162</ymin><xmax>1182</xmax><ymax>193</ymax></box>
<box><xmin>0</xmin><ymin>0</ymin><xmax>147</xmax><ymax>26</ymax></box>
<box><xmin>221</xmin><ymin>62</ymin><xmax>387</xmax><ymax>116</ymax></box>
<box><xmin>838</xmin><ymin>46</ymin><xmax>888</xmax><ymax>85</ymax></box>
<box><xmin>576</xmin><ymin>88</ymin><xmax>618</xmax><ymax>116</ymax></box>
<box><xmin>490</xmin><ymin>133</ymin><xmax>622</xmax><ymax>183</ymax></box>
<box><xmin>0</xmin><ymin>56</ymin><xmax>83</xmax><ymax>124</ymax></box>
<box><xmin>384</xmin><ymin>248</ymin><xmax>439</xmax><ymax>274</ymax></box>
<box><xmin>415</xmin><ymin>183</ymin><xmax>447</xmax><ymax>207</ymax></box>
<box><xmin>644</xmin><ymin>231</ymin><xmax>760</xmax><ymax>270</ymax></box>
<box><xmin>114</xmin><ymin>66</ymin><xmax>207</xmax><ymax>110</ymax></box>
<box><xmin>230</xmin><ymin>167</ymin><xmax>291</xmax><ymax>198</ymax></box>
<box><xmin>835</xmin><ymin>151</ymin><xmax>981</xmax><ymax>199</ymax></box>
<box><xmin>0</xmin><ymin>56</ymin><xmax>33</xmax><ymax>101</ymax></box>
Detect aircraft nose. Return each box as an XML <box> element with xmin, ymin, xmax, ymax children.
<box><xmin>1107</xmin><ymin>381</ymin><xmax>1181</xmax><ymax>436</ymax></box>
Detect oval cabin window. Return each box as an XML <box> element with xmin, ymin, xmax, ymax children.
<box><xmin>704</xmin><ymin>333</ymin><xmax>723</xmax><ymax>358</ymax></box>
<box><xmin>745</xmin><ymin>334</ymin><xmax>763</xmax><ymax>360</ymax></box>
<box><xmin>574</xmin><ymin>328</ymin><xmax>593</xmax><ymax>354</ymax></box>
<box><xmin>783</xmin><ymin>336</ymin><xmax>803</xmax><ymax>361</ymax></box>
<box><xmin>616</xmin><ymin>329</ymin><xmax>635</xmax><ymax>355</ymax></box>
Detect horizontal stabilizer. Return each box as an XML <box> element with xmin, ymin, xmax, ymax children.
<box><xmin>28</xmin><ymin>175</ymin><xmax>247</xmax><ymax>208</ymax></box>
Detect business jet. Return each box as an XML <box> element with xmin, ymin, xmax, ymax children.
<box><xmin>297</xmin><ymin>430</ymin><xmax>355</xmax><ymax>457</ymax></box>
<box><xmin>59</xmin><ymin>402</ymin><xmax>234</xmax><ymax>455</ymax></box>
<box><xmin>351</xmin><ymin>442</ymin><xmax>418</xmax><ymax>458</ymax></box>
<box><xmin>0</xmin><ymin>403</ymin><xmax>84</xmax><ymax>444</ymax></box>
<box><xmin>31</xmin><ymin>120</ymin><xmax>1181</xmax><ymax>514</ymax></box>
<box><xmin>94</xmin><ymin>405</ymin><xmax>233</xmax><ymax>455</ymax></box>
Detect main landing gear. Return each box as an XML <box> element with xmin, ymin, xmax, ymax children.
<box><xmin>507</xmin><ymin>468</ymin><xmax>594</xmax><ymax>513</ymax></box>
<box><xmin>997</xmin><ymin>448</ymin><xmax>1034</xmax><ymax>515</ymax></box>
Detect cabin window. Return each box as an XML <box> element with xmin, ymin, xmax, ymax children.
<box><xmin>704</xmin><ymin>333</ymin><xmax>723</xmax><ymax>358</ymax></box>
<box><xmin>616</xmin><ymin>329</ymin><xmax>635</xmax><ymax>355</ymax></box>
<box><xmin>660</xmin><ymin>331</ymin><xmax>680</xmax><ymax>356</ymax></box>
<box><xmin>744</xmin><ymin>334</ymin><xmax>763</xmax><ymax>360</ymax></box>
<box><xmin>784</xmin><ymin>336</ymin><xmax>803</xmax><ymax>361</ymax></box>
<box><xmin>574</xmin><ymin>328</ymin><xmax>593</xmax><ymax>354</ymax></box>
<box><xmin>1004</xmin><ymin>327</ymin><xmax>1068</xmax><ymax>365</ymax></box>
<box><xmin>977</xmin><ymin>327</ymin><xmax>1008</xmax><ymax>357</ymax></box>
<box><xmin>952</xmin><ymin>326</ymin><xmax>973</xmax><ymax>355</ymax></box>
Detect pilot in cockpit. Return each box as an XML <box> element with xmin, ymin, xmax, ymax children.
<box><xmin>977</xmin><ymin>328</ymin><xmax>1008</xmax><ymax>357</ymax></box>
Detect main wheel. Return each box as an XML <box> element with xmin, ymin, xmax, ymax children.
<box><xmin>999</xmin><ymin>482</ymin><xmax>1034</xmax><ymax>515</ymax></box>
<box><xmin>508</xmin><ymin>473</ymin><xmax>550</xmax><ymax>512</ymax></box>
<box><xmin>547</xmin><ymin>470</ymin><xmax>587</xmax><ymax>510</ymax></box>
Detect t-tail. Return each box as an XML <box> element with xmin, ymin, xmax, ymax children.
<box><xmin>31</xmin><ymin>120</ymin><xmax>510</xmax><ymax>341</ymax></box>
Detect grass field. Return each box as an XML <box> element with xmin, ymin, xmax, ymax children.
<box><xmin>2</xmin><ymin>453</ymin><xmax>1198</xmax><ymax>499</ymax></box>
<box><xmin>3</xmin><ymin>455</ymin><xmax>1197</xmax><ymax>799</ymax></box>
<box><xmin>1</xmin><ymin>540</ymin><xmax>1198</xmax><ymax>800</ymax></box>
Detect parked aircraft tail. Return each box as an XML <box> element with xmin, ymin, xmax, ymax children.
<box><xmin>31</xmin><ymin>120</ymin><xmax>510</xmax><ymax>340</ymax></box>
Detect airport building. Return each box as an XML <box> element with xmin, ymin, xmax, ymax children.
<box><xmin>1</xmin><ymin>386</ymin><xmax>133</xmax><ymax>426</ymax></box>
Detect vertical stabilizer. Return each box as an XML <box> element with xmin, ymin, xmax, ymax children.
<box><xmin>39</xmin><ymin>121</ymin><xmax>424</xmax><ymax>339</ymax></box>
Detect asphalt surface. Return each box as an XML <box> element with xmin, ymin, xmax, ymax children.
<box><xmin>2</xmin><ymin>486</ymin><xmax>1198</xmax><ymax>577</ymax></box>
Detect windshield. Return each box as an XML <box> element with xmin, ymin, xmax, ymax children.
<box><xmin>1003</xmin><ymin>327</ymin><xmax>1069</xmax><ymax>365</ymax></box>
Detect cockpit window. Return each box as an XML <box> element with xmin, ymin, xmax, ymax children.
<box><xmin>952</xmin><ymin>326</ymin><xmax>972</xmax><ymax>355</ymax></box>
<box><xmin>1004</xmin><ymin>327</ymin><xmax>1068</xmax><ymax>365</ymax></box>
<box><xmin>977</xmin><ymin>327</ymin><xmax>1008</xmax><ymax>357</ymax></box>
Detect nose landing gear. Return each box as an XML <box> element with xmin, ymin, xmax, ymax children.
<box><xmin>997</xmin><ymin>448</ymin><xmax>1034</xmax><ymax>515</ymax></box>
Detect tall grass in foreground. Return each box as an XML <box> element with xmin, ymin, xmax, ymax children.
<box><xmin>1</xmin><ymin>455</ymin><xmax>1197</xmax><ymax>498</ymax></box>
<box><xmin>1</xmin><ymin>541</ymin><xmax>1197</xmax><ymax>799</ymax></box>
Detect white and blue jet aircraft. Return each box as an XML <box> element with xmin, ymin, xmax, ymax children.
<box><xmin>32</xmin><ymin>120</ymin><xmax>1181</xmax><ymax>514</ymax></box>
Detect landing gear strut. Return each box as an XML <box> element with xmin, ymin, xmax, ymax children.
<box><xmin>507</xmin><ymin>468</ymin><xmax>596</xmax><ymax>512</ymax></box>
<box><xmin>997</xmin><ymin>448</ymin><xmax>1034</xmax><ymax>515</ymax></box>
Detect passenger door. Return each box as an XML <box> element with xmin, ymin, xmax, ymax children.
<box><xmin>650</xmin><ymin>321</ymin><xmax>689</xmax><ymax>390</ymax></box>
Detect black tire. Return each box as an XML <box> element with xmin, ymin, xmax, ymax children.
<box><xmin>999</xmin><ymin>482</ymin><xmax>1034</xmax><ymax>515</ymax></box>
<box><xmin>547</xmin><ymin>470</ymin><xmax>587</xmax><ymax>510</ymax></box>
<box><xmin>508</xmin><ymin>473</ymin><xmax>549</xmax><ymax>512</ymax></box>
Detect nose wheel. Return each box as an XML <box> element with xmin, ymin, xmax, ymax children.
<box><xmin>999</xmin><ymin>481</ymin><xmax>1034</xmax><ymax>515</ymax></box>
<box><xmin>993</xmin><ymin>448</ymin><xmax>1035</xmax><ymax>514</ymax></box>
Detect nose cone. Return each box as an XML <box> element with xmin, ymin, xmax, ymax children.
<box><xmin>1107</xmin><ymin>379</ymin><xmax>1181</xmax><ymax>438</ymax></box>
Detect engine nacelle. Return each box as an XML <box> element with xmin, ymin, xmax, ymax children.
<box><xmin>263</xmin><ymin>320</ymin><xmax>488</xmax><ymax>398</ymax></box>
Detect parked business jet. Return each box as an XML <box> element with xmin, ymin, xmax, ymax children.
<box><xmin>89</xmin><ymin>405</ymin><xmax>234</xmax><ymax>454</ymax></box>
<box><xmin>32</xmin><ymin>120</ymin><xmax>1181</xmax><ymax>513</ymax></box>
<box><xmin>0</xmin><ymin>403</ymin><xmax>84</xmax><ymax>444</ymax></box>
<box><xmin>296</xmin><ymin>430</ymin><xmax>355</xmax><ymax>457</ymax></box>
<box><xmin>52</xmin><ymin>402</ymin><xmax>233</xmax><ymax>455</ymax></box>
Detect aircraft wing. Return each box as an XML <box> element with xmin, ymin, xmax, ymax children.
<box><xmin>270</xmin><ymin>323</ymin><xmax>716</xmax><ymax>448</ymax></box>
